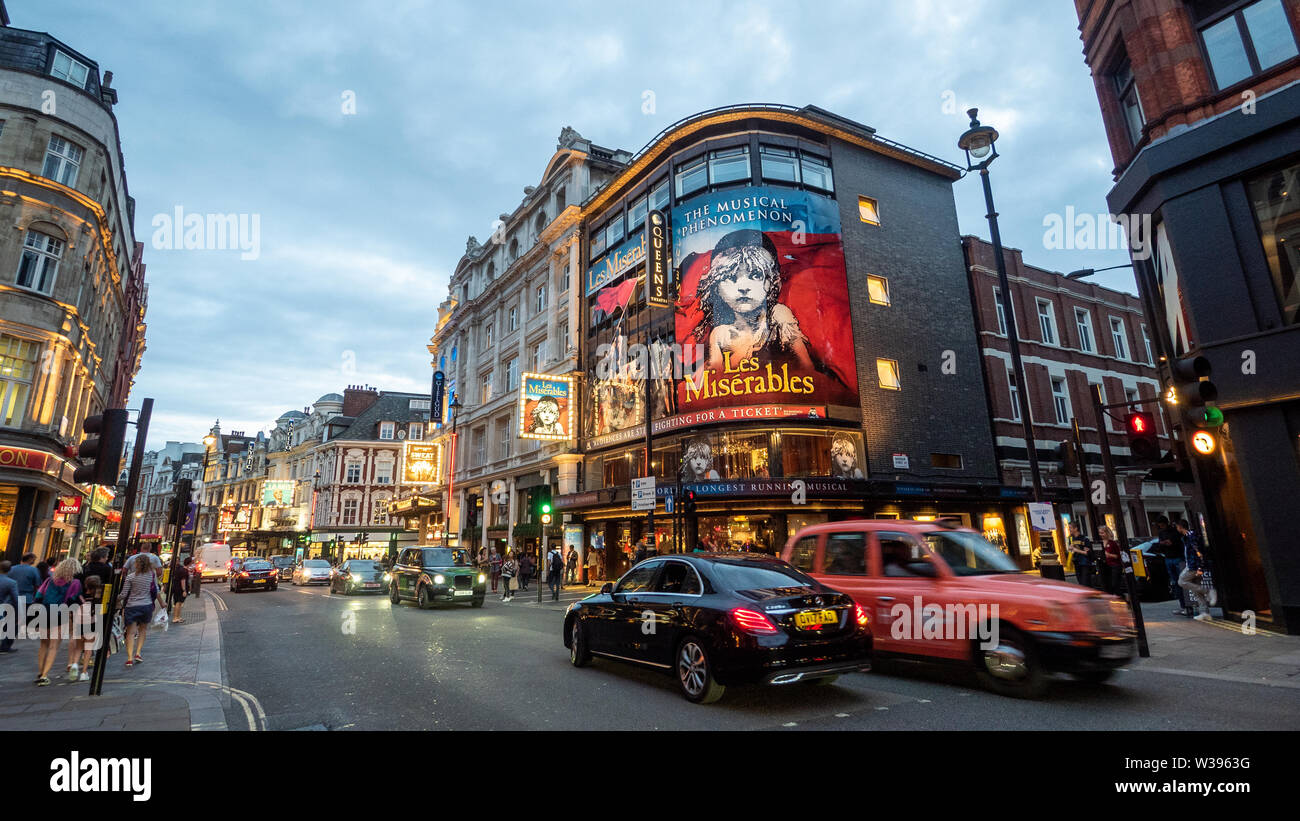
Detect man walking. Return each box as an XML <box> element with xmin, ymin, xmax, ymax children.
<box><xmin>546</xmin><ymin>544</ymin><xmax>564</xmax><ymax>601</ymax></box>
<box><xmin>1155</xmin><ymin>516</ymin><xmax>1189</xmax><ymax>615</ymax></box>
<box><xmin>0</xmin><ymin>561</ymin><xmax>19</xmax><ymax>653</ymax></box>
<box><xmin>9</xmin><ymin>553</ymin><xmax>41</xmax><ymax>602</ymax></box>
<box><xmin>1066</xmin><ymin>522</ymin><xmax>1093</xmax><ymax>589</ymax></box>
<box><xmin>1176</xmin><ymin>519</ymin><xmax>1214</xmax><ymax>621</ymax></box>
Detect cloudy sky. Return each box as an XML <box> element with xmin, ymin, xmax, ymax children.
<box><xmin>31</xmin><ymin>0</ymin><xmax>1137</xmax><ymax>448</ymax></box>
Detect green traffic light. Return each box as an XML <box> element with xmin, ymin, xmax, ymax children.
<box><xmin>541</xmin><ymin>503</ymin><xmax>551</xmax><ymax>514</ymax></box>
<box><xmin>1192</xmin><ymin>406</ymin><xmax>1225</xmax><ymax>428</ymax></box>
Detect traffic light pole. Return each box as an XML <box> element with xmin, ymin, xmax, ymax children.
<box><xmin>1090</xmin><ymin>386</ymin><xmax>1150</xmax><ymax>658</ymax></box>
<box><xmin>89</xmin><ymin>398</ymin><xmax>152</xmax><ymax>696</ymax></box>
<box><xmin>1071</xmin><ymin>418</ymin><xmax>1103</xmax><ymax>543</ymax></box>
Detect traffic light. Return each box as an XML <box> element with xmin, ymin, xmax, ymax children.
<box><xmin>169</xmin><ymin>478</ymin><xmax>193</xmax><ymax>524</ymax></box>
<box><xmin>1167</xmin><ymin>354</ymin><xmax>1222</xmax><ymax>458</ymax></box>
<box><xmin>682</xmin><ymin>489</ymin><xmax>697</xmax><ymax>516</ymax></box>
<box><xmin>1056</xmin><ymin>440</ymin><xmax>1078</xmax><ymax>476</ymax></box>
<box><xmin>1125</xmin><ymin>411</ymin><xmax>1160</xmax><ymax>463</ymax></box>
<box><xmin>72</xmin><ymin>409</ymin><xmax>129</xmax><ymax>486</ymax></box>
<box><xmin>538</xmin><ymin>486</ymin><xmax>552</xmax><ymax>526</ymax></box>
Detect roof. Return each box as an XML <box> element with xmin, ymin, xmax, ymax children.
<box><xmin>334</xmin><ymin>392</ymin><xmax>431</xmax><ymax>441</ymax></box>
<box><xmin>316</xmin><ymin>393</ymin><xmax>344</xmax><ymax>404</ymax></box>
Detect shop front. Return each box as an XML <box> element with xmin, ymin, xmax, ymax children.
<box><xmin>0</xmin><ymin>442</ymin><xmax>85</xmax><ymax>564</ymax></box>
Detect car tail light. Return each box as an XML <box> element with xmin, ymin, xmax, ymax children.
<box><xmin>731</xmin><ymin>608</ymin><xmax>779</xmax><ymax>636</ymax></box>
<box><xmin>854</xmin><ymin>603</ymin><xmax>870</xmax><ymax>627</ymax></box>
<box><xmin>196</xmin><ymin>562</ymin><xmax>205</xmax><ymax>571</ymax></box>
<box><xmin>239</xmin><ymin>571</ymin><xmax>249</xmax><ymax>578</ymax></box>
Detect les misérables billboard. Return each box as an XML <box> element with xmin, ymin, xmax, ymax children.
<box><xmin>673</xmin><ymin>186</ymin><xmax>859</xmax><ymax>419</ymax></box>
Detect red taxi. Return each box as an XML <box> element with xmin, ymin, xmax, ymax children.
<box><xmin>781</xmin><ymin>520</ymin><xmax>1136</xmax><ymax>697</ymax></box>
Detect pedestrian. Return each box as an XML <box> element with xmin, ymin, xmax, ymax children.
<box><xmin>566</xmin><ymin>547</ymin><xmax>578</xmax><ymax>585</ymax></box>
<box><xmin>1067</xmin><ymin>522</ymin><xmax>1093</xmax><ymax>589</ymax></box>
<box><xmin>0</xmin><ymin>561</ymin><xmax>18</xmax><ymax>654</ymax></box>
<box><xmin>519</xmin><ymin>550</ymin><xmax>533</xmax><ymax>591</ymax></box>
<box><xmin>33</xmin><ymin>558</ymin><xmax>83</xmax><ymax>686</ymax></box>
<box><xmin>1176</xmin><ymin>520</ymin><xmax>1214</xmax><ymax>621</ymax></box>
<box><xmin>36</xmin><ymin>560</ymin><xmax>50</xmax><ymax>585</ymax></box>
<box><xmin>585</xmin><ymin>548</ymin><xmax>598</xmax><ymax>584</ymax></box>
<box><xmin>500</xmin><ymin>551</ymin><xmax>517</xmax><ymax>602</ymax></box>
<box><xmin>1098</xmin><ymin>526</ymin><xmax>1123</xmax><ymax>595</ymax></box>
<box><xmin>81</xmin><ymin>548</ymin><xmax>113</xmax><ymax>589</ymax></box>
<box><xmin>67</xmin><ymin>575</ymin><xmax>101</xmax><ymax>681</ymax></box>
<box><xmin>189</xmin><ymin>554</ymin><xmax>203</xmax><ymax>600</ymax></box>
<box><xmin>170</xmin><ymin>557</ymin><xmax>192</xmax><ymax>623</ymax></box>
<box><xmin>476</xmin><ymin>546</ymin><xmax>487</xmax><ymax>572</ymax></box>
<box><xmin>1154</xmin><ymin>516</ymin><xmax>1189</xmax><ymax>615</ymax></box>
<box><xmin>119</xmin><ymin>554</ymin><xmax>163</xmax><ymax>668</ymax></box>
<box><xmin>9</xmin><ymin>552</ymin><xmax>41</xmax><ymax>603</ymax></box>
<box><xmin>546</xmin><ymin>544</ymin><xmax>564</xmax><ymax>601</ymax></box>
<box><xmin>633</xmin><ymin>538</ymin><xmax>648</xmax><ymax>566</ymax></box>
<box><xmin>488</xmin><ymin>547</ymin><xmax>501</xmax><ymax>593</ymax></box>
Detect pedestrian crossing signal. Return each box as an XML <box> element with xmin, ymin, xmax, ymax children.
<box><xmin>1125</xmin><ymin>412</ymin><xmax>1159</xmax><ymax>463</ymax></box>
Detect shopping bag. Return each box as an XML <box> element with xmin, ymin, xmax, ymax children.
<box><xmin>109</xmin><ymin>613</ymin><xmax>125</xmax><ymax>655</ymax></box>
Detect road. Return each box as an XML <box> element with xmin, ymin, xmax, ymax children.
<box><xmin>208</xmin><ymin>581</ymin><xmax>1300</xmax><ymax>731</ymax></box>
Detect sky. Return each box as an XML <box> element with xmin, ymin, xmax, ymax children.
<box><xmin>28</xmin><ymin>0</ymin><xmax>1139</xmax><ymax>449</ymax></box>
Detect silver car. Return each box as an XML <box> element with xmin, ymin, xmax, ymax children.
<box><xmin>293</xmin><ymin>559</ymin><xmax>333</xmax><ymax>586</ymax></box>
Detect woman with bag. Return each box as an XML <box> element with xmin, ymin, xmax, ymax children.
<box><xmin>500</xmin><ymin>550</ymin><xmax>518</xmax><ymax>603</ymax></box>
<box><xmin>488</xmin><ymin>547</ymin><xmax>502</xmax><ymax>593</ymax></box>
<box><xmin>33</xmin><ymin>558</ymin><xmax>83</xmax><ymax>686</ymax></box>
<box><xmin>120</xmin><ymin>554</ymin><xmax>163</xmax><ymax>668</ymax></box>
<box><xmin>1099</xmin><ymin>526</ymin><xmax>1123</xmax><ymax>595</ymax></box>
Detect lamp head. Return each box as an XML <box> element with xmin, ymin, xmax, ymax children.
<box><xmin>958</xmin><ymin>108</ymin><xmax>1000</xmax><ymax>169</ymax></box>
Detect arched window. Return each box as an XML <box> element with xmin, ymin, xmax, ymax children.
<box><xmin>509</xmin><ymin>238</ymin><xmax>519</xmax><ymax>260</ymax></box>
<box><xmin>534</xmin><ymin>211</ymin><xmax>547</xmax><ymax>233</ymax></box>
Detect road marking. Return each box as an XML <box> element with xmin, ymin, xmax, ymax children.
<box><xmin>208</xmin><ymin>591</ymin><xmax>228</xmax><ymax>611</ymax></box>
<box><xmin>107</xmin><ymin>678</ymin><xmax>267</xmax><ymax>730</ymax></box>
<box><xmin>1131</xmin><ymin>666</ymin><xmax>1300</xmax><ymax>689</ymax></box>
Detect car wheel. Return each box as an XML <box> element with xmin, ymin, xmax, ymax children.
<box><xmin>1070</xmin><ymin>670</ymin><xmax>1116</xmax><ymax>684</ymax></box>
<box><xmin>974</xmin><ymin>625</ymin><xmax>1048</xmax><ymax>699</ymax></box>
<box><xmin>676</xmin><ymin>637</ymin><xmax>725</xmax><ymax>704</ymax></box>
<box><xmin>569</xmin><ymin>619</ymin><xmax>591</xmax><ymax>667</ymax></box>
<box><xmin>417</xmin><ymin>585</ymin><xmax>431</xmax><ymax>610</ymax></box>
<box><xmin>389</xmin><ymin>583</ymin><xmax>401</xmax><ymax>605</ymax></box>
<box><xmin>471</xmin><ymin>596</ymin><xmax>484</xmax><ymax>608</ymax></box>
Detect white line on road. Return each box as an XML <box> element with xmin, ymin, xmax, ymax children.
<box><xmin>1131</xmin><ymin>665</ymin><xmax>1300</xmax><ymax>689</ymax></box>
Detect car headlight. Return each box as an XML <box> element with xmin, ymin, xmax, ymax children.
<box><xmin>383</xmin><ymin>573</ymin><xmax>391</xmax><ymax>582</ymax></box>
<box><xmin>433</xmin><ymin>574</ymin><xmax>445</xmax><ymax>585</ymax></box>
<box><xmin>478</xmin><ymin>573</ymin><xmax>486</xmax><ymax>583</ymax></box>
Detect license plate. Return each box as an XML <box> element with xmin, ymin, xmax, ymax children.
<box><xmin>253</xmin><ymin>579</ymin><xmax>265</xmax><ymax>584</ymax></box>
<box><xmin>364</xmin><ymin>583</ymin><xmax>379</xmax><ymax>588</ymax></box>
<box><xmin>454</xmin><ymin>589</ymin><xmax>473</xmax><ymax>596</ymax></box>
<box><xmin>795</xmin><ymin>609</ymin><xmax>838</xmax><ymax>629</ymax></box>
<box><xmin>1099</xmin><ymin>641</ymin><xmax>1134</xmax><ymax>659</ymax></box>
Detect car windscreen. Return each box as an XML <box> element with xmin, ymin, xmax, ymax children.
<box><xmin>347</xmin><ymin>561</ymin><xmax>378</xmax><ymax>571</ymax></box>
<box><xmin>422</xmin><ymin>548</ymin><xmax>469</xmax><ymax>567</ymax></box>
<box><xmin>271</xmin><ymin>557</ymin><xmax>294</xmax><ymax>565</ymax></box>
<box><xmin>244</xmin><ymin>561</ymin><xmax>272</xmax><ymax>570</ymax></box>
<box><xmin>922</xmin><ymin>531</ymin><xmax>1020</xmax><ymax>575</ymax></box>
<box><xmin>304</xmin><ymin>560</ymin><xmax>330</xmax><ymax>568</ymax></box>
<box><xmin>706</xmin><ymin>560</ymin><xmax>814</xmax><ymax>595</ymax></box>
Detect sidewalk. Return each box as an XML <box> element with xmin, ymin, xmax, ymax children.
<box><xmin>0</xmin><ymin>593</ymin><xmax>231</xmax><ymax>731</ymax></box>
<box><xmin>1136</xmin><ymin>607</ymin><xmax>1300</xmax><ymax>688</ymax></box>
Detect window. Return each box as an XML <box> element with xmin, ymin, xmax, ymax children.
<box><xmin>993</xmin><ymin>286</ymin><xmax>1015</xmax><ymax>336</ymax></box>
<box><xmin>559</xmin><ymin>321</ymin><xmax>569</xmax><ymax>353</ymax></box>
<box><xmin>867</xmin><ymin>275</ymin><xmax>890</xmax><ymax>306</ymax></box>
<box><xmin>372</xmin><ymin>499</ymin><xmax>389</xmax><ymax>525</ymax></box>
<box><xmin>555</xmin><ymin>188</ymin><xmax>566</xmax><ymax>212</ymax></box>
<box><xmin>409</xmin><ymin>423</ymin><xmax>423</xmax><ymax>441</ymax></box>
<box><xmin>0</xmin><ymin>335</ymin><xmax>38</xmax><ymax>427</ymax></box>
<box><xmin>535</xmin><ymin>284</ymin><xmax>547</xmax><ymax>314</ymax></box>
<box><xmin>858</xmin><ymin>196</ymin><xmax>881</xmax><ymax>225</ymax></box>
<box><xmin>1109</xmin><ymin>317</ymin><xmax>1129</xmax><ymax>360</ymax></box>
<box><xmin>876</xmin><ymin>358</ymin><xmax>901</xmax><ymax>390</ymax></box>
<box><xmin>375</xmin><ymin>462</ymin><xmax>393</xmax><ymax>484</ymax></box>
<box><xmin>615</xmin><ymin>563</ymin><xmax>661</xmax><ymax>594</ymax></box>
<box><xmin>1141</xmin><ymin>324</ymin><xmax>1154</xmax><ymax>363</ymax></box>
<box><xmin>506</xmin><ymin>358</ymin><xmax>518</xmax><ymax>392</ymax></box>
<box><xmin>675</xmin><ymin>157</ymin><xmax>708</xmax><ymax>198</ymax></box>
<box><xmin>345</xmin><ymin>462</ymin><xmax>362</xmax><ymax>483</ymax></box>
<box><xmin>484</xmin><ymin>322</ymin><xmax>493</xmax><ymax>349</ymax></box>
<box><xmin>627</xmin><ymin>195</ymin><xmax>648</xmax><ymax>230</ymax></box>
<box><xmin>1075</xmin><ymin>308</ymin><xmax>1095</xmax><ymax>353</ymax></box>
<box><xmin>1051</xmin><ymin>377</ymin><xmax>1072</xmax><ymax>424</ymax></box>
<box><xmin>788</xmin><ymin>536</ymin><xmax>818</xmax><ymax>572</ymax></box>
<box><xmin>759</xmin><ymin>146</ymin><xmax>800</xmax><ymax>183</ymax></box>
<box><xmin>533</xmin><ymin>340</ymin><xmax>546</xmax><ymax>372</ymax></box>
<box><xmin>379</xmin><ymin>422</ymin><xmax>395</xmax><ymax>440</ymax></box>
<box><xmin>650</xmin><ymin>180</ymin><xmax>669</xmax><ymax>212</ymax></box>
<box><xmin>16</xmin><ymin>230</ymin><xmax>64</xmax><ymax>294</ymax></box>
<box><xmin>655</xmin><ymin>561</ymin><xmax>702</xmax><ymax>595</ymax></box>
<box><xmin>50</xmin><ymin>50</ymin><xmax>90</xmax><ymax>88</ymax></box>
<box><xmin>801</xmin><ymin>154</ymin><xmax>833</xmax><ymax>192</ymax></box>
<box><xmin>708</xmin><ymin>146</ymin><xmax>750</xmax><ymax>186</ymax></box>
<box><xmin>497</xmin><ymin>418</ymin><xmax>512</xmax><ymax>460</ymax></box>
<box><xmin>824</xmin><ymin>533</ymin><xmax>867</xmax><ymax>575</ymax></box>
<box><xmin>1197</xmin><ymin>0</ymin><xmax>1298</xmax><ymax>91</ymax></box>
<box><xmin>42</xmin><ymin>136</ymin><xmax>83</xmax><ymax>187</ymax></box>
<box><xmin>561</xmin><ymin>265</ymin><xmax>570</xmax><ymax>293</ymax></box>
<box><xmin>590</xmin><ymin>223</ymin><xmax>606</xmax><ymax>257</ymax></box>
<box><xmin>1125</xmin><ymin>387</ymin><xmax>1140</xmax><ymax>408</ymax></box>
<box><xmin>480</xmin><ymin>373</ymin><xmax>493</xmax><ymax>404</ymax></box>
<box><xmin>473</xmin><ymin>427</ymin><xmax>486</xmax><ymax>466</ymax></box>
<box><xmin>342</xmin><ymin>498</ymin><xmax>359</xmax><ymax>525</ymax></box>
<box><xmin>508</xmin><ymin>238</ymin><xmax>519</xmax><ymax>260</ymax></box>
<box><xmin>605</xmin><ymin>214</ymin><xmax>624</xmax><ymax>248</ymax></box>
<box><xmin>1247</xmin><ymin>161</ymin><xmax>1300</xmax><ymax>325</ymax></box>
<box><xmin>1007</xmin><ymin>369</ymin><xmax>1022</xmax><ymax>422</ymax></box>
<box><xmin>1036</xmin><ymin>299</ymin><xmax>1058</xmax><ymax>345</ymax></box>
<box><xmin>1112</xmin><ymin>56</ymin><xmax>1145</xmax><ymax>146</ymax></box>
<box><xmin>930</xmin><ymin>453</ymin><xmax>964</xmax><ymax>469</ymax></box>
<box><xmin>508</xmin><ymin>306</ymin><xmax>518</xmax><ymax>330</ymax></box>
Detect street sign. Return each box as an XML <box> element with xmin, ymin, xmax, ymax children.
<box><xmin>1027</xmin><ymin>502</ymin><xmax>1054</xmax><ymax>531</ymax></box>
<box><xmin>892</xmin><ymin>453</ymin><xmax>910</xmax><ymax>470</ymax></box>
<box><xmin>632</xmin><ymin>476</ymin><xmax>656</xmax><ymax>511</ymax></box>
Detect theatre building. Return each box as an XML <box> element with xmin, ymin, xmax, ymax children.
<box><xmin>556</xmin><ymin>104</ymin><xmax>1046</xmax><ymax>579</ymax></box>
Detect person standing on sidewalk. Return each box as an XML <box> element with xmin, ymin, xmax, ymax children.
<box><xmin>1099</xmin><ymin>526</ymin><xmax>1123</xmax><ymax>595</ymax></box>
<box><xmin>546</xmin><ymin>544</ymin><xmax>563</xmax><ymax>601</ymax></box>
<box><xmin>566</xmin><ymin>547</ymin><xmax>578</xmax><ymax>585</ymax></box>
<box><xmin>170</xmin><ymin>557</ymin><xmax>192</xmax><ymax>623</ymax></box>
<box><xmin>33</xmin><ymin>558</ymin><xmax>82</xmax><ymax>686</ymax></box>
<box><xmin>120</xmin><ymin>554</ymin><xmax>163</xmax><ymax>667</ymax></box>
<box><xmin>0</xmin><ymin>561</ymin><xmax>18</xmax><ymax>654</ymax></box>
<box><xmin>518</xmin><ymin>550</ymin><xmax>533</xmax><ymax>591</ymax></box>
<box><xmin>1177</xmin><ymin>520</ymin><xmax>1214</xmax><ymax>621</ymax></box>
<box><xmin>500</xmin><ymin>551</ymin><xmax>517</xmax><ymax>602</ymax></box>
<box><xmin>1067</xmin><ymin>522</ymin><xmax>1093</xmax><ymax>589</ymax></box>
<box><xmin>10</xmin><ymin>553</ymin><xmax>41</xmax><ymax>603</ymax></box>
<box><xmin>1155</xmin><ymin>516</ymin><xmax>1189</xmax><ymax>616</ymax></box>
<box><xmin>488</xmin><ymin>547</ymin><xmax>501</xmax><ymax>593</ymax></box>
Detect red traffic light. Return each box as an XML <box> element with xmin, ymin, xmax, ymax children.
<box><xmin>1126</xmin><ymin>412</ymin><xmax>1153</xmax><ymax>435</ymax></box>
<box><xmin>1124</xmin><ymin>412</ymin><xmax>1160</xmax><ymax>463</ymax></box>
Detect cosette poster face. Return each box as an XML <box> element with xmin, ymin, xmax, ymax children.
<box><xmin>519</xmin><ymin>374</ymin><xmax>574</xmax><ymax>441</ymax></box>
<box><xmin>673</xmin><ymin>186</ymin><xmax>859</xmax><ymax>417</ymax></box>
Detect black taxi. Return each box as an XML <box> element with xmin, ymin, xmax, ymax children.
<box><xmin>389</xmin><ymin>547</ymin><xmax>486</xmax><ymax>609</ymax></box>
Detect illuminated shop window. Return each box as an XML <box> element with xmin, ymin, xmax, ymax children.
<box><xmin>858</xmin><ymin>196</ymin><xmax>881</xmax><ymax>225</ymax></box>
<box><xmin>867</xmin><ymin>275</ymin><xmax>890</xmax><ymax>306</ymax></box>
<box><xmin>876</xmin><ymin>358</ymin><xmax>901</xmax><ymax>390</ymax></box>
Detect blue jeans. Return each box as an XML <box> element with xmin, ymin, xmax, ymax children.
<box><xmin>1165</xmin><ymin>559</ymin><xmax>1187</xmax><ymax>607</ymax></box>
<box><xmin>548</xmin><ymin>572</ymin><xmax>561</xmax><ymax>600</ymax></box>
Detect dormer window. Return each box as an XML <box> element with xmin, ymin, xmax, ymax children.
<box><xmin>50</xmin><ymin>50</ymin><xmax>91</xmax><ymax>89</ymax></box>
<box><xmin>379</xmin><ymin>421</ymin><xmax>395</xmax><ymax>440</ymax></box>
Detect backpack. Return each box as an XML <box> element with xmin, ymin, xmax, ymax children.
<box><xmin>36</xmin><ymin>579</ymin><xmax>75</xmax><ymax>606</ymax></box>
<box><xmin>550</xmin><ymin>551</ymin><xmax>563</xmax><ymax>573</ymax></box>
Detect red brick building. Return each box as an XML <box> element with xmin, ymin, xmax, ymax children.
<box><xmin>964</xmin><ymin>236</ymin><xmax>1194</xmax><ymax>547</ymax></box>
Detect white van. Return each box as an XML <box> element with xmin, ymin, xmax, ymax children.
<box><xmin>194</xmin><ymin>543</ymin><xmax>232</xmax><ymax>581</ymax></box>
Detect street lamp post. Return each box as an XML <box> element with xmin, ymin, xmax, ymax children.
<box><xmin>442</xmin><ymin>394</ymin><xmax>463</xmax><ymax>549</ymax></box>
<box><xmin>959</xmin><ymin>109</ymin><xmax>1061</xmax><ymax>578</ymax></box>
<box><xmin>194</xmin><ymin>432</ymin><xmax>217</xmax><ymax>548</ymax></box>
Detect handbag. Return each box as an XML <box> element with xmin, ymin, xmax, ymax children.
<box><xmin>109</xmin><ymin>612</ymin><xmax>125</xmax><ymax>655</ymax></box>
<box><xmin>509</xmin><ymin>575</ymin><xmax>519</xmax><ymax>591</ymax></box>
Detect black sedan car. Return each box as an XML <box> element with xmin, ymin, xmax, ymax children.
<box><xmin>229</xmin><ymin>558</ymin><xmax>279</xmax><ymax>592</ymax></box>
<box><xmin>330</xmin><ymin>559</ymin><xmax>389</xmax><ymax>595</ymax></box>
<box><xmin>269</xmin><ymin>555</ymin><xmax>296</xmax><ymax>581</ymax></box>
<box><xmin>564</xmin><ymin>553</ymin><xmax>872</xmax><ymax>704</ymax></box>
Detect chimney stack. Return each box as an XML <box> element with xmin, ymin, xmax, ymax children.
<box><xmin>343</xmin><ymin>384</ymin><xmax>380</xmax><ymax>417</ymax></box>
